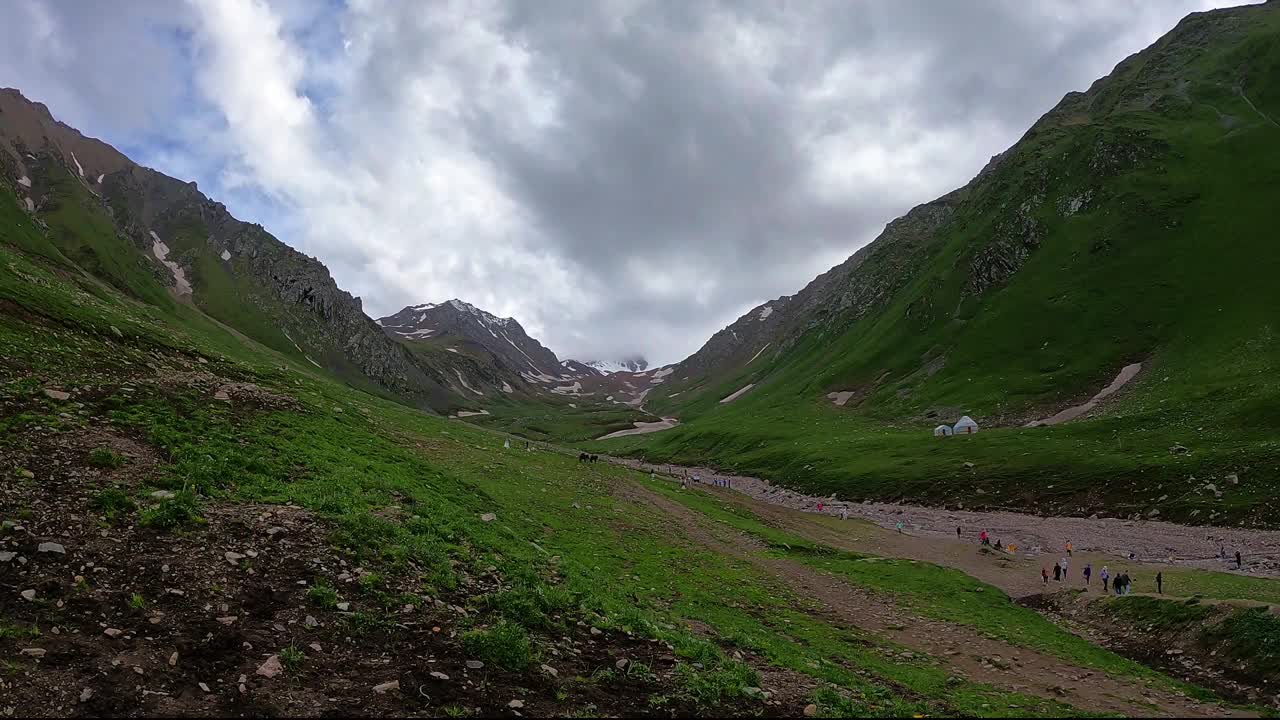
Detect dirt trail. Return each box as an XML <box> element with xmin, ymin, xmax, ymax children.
<box><xmin>617</xmin><ymin>481</ymin><xmax>1249</xmax><ymax>718</ymax></box>
<box><xmin>614</xmin><ymin>458</ymin><xmax>1280</xmax><ymax>580</ymax></box>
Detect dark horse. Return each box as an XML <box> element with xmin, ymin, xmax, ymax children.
<box><xmin>579</xmin><ymin>453</ymin><xmax>600</xmax><ymax>463</ymax></box>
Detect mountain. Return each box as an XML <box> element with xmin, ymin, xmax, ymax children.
<box><xmin>559</xmin><ymin>359</ymin><xmax>603</xmax><ymax>377</ymax></box>
<box><xmin>582</xmin><ymin>356</ymin><xmax>649</xmax><ymax>374</ymax></box>
<box><xmin>593</xmin><ymin>2</ymin><xmax>1280</xmax><ymax>527</ymax></box>
<box><xmin>378</xmin><ymin>299</ymin><xmax>563</xmax><ymax>381</ymax></box>
<box><xmin>0</xmin><ymin>88</ymin><xmax>461</xmax><ymax>410</ymax></box>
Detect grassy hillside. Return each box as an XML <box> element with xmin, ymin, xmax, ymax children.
<box><xmin>591</xmin><ymin>4</ymin><xmax>1280</xmax><ymax>527</ymax></box>
<box><xmin>8</xmin><ymin>177</ymin><xmax>1237</xmax><ymax>717</ymax></box>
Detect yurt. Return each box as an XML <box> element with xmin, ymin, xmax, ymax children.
<box><xmin>953</xmin><ymin>416</ymin><xmax>979</xmax><ymax>435</ymax></box>
<box><xmin>933</xmin><ymin>424</ymin><xmax>953</xmax><ymax>437</ymax></box>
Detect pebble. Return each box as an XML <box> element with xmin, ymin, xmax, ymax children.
<box><xmin>36</xmin><ymin>542</ymin><xmax>65</xmax><ymax>554</ymax></box>
<box><xmin>19</xmin><ymin>648</ymin><xmax>46</xmax><ymax>658</ymax></box>
<box><xmin>199</xmin><ymin>683</ymin><xmax>211</xmax><ymax>693</ymax></box>
<box><xmin>0</xmin><ymin>552</ymin><xmax>14</xmax><ymax>562</ymax></box>
<box><xmin>103</xmin><ymin>628</ymin><xmax>122</xmax><ymax>638</ymax></box>
<box><xmin>304</xmin><ymin>615</ymin><xmax>318</xmax><ymax>628</ymax></box>
<box><xmin>589</xmin><ymin>627</ymin><xmax>602</xmax><ymax>636</ymax></box>
<box><xmin>480</xmin><ymin>513</ymin><xmax>497</xmax><ymax>522</ymax></box>
<box><xmin>803</xmin><ymin>704</ymin><xmax>818</xmax><ymax>717</ymax></box>
<box><xmin>508</xmin><ymin>699</ymin><xmax>525</xmax><ymax>709</ymax></box>
<box><xmin>429</xmin><ymin>671</ymin><xmax>450</xmax><ymax>681</ymax></box>
<box><xmin>21</xmin><ymin>589</ymin><xmax>36</xmax><ymax>601</ymax></box>
<box><xmin>540</xmin><ymin>664</ymin><xmax>558</xmax><ymax>677</ymax></box>
<box><xmin>150</xmin><ymin>491</ymin><xmax>175</xmax><ymax>500</ymax></box>
<box><xmin>615</xmin><ymin>658</ymin><xmax>629</xmax><ymax>670</ymax></box>
<box><xmin>42</xmin><ymin>389</ymin><xmax>71</xmax><ymax>401</ymax></box>
<box><xmin>372</xmin><ymin>680</ymin><xmax>399</xmax><ymax>694</ymax></box>
<box><xmin>466</xmin><ymin>660</ymin><xmax>484</xmax><ymax>670</ymax></box>
<box><xmin>309</xmin><ymin>643</ymin><xmax>323</xmax><ymax>653</ymax></box>
<box><xmin>216</xmin><ymin>616</ymin><xmax>238</xmax><ymax>626</ymax></box>
<box><xmin>79</xmin><ymin>689</ymin><xmax>93</xmax><ymax>703</ymax></box>
<box><xmin>169</xmin><ymin>652</ymin><xmax>178</xmax><ymax>667</ymax></box>
<box><xmin>224</xmin><ymin>552</ymin><xmax>245</xmax><ymax>566</ymax></box>
<box><xmin>256</xmin><ymin>655</ymin><xmax>283</xmax><ymax>678</ymax></box>
<box><xmin>336</xmin><ymin>602</ymin><xmax>350</xmax><ymax>612</ymax></box>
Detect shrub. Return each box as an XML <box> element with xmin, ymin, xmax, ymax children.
<box><xmin>307</xmin><ymin>582</ymin><xmax>339</xmax><ymax>609</ymax></box>
<box><xmin>90</xmin><ymin>488</ymin><xmax>136</xmax><ymax>523</ymax></box>
<box><xmin>88</xmin><ymin>447</ymin><xmax>126</xmax><ymax>469</ymax></box>
<box><xmin>461</xmin><ymin>621</ymin><xmax>532</xmax><ymax>671</ymax></box>
<box><xmin>139</xmin><ymin>491</ymin><xmax>203</xmax><ymax>530</ymax></box>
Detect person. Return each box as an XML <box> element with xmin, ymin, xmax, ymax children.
<box><xmin>956</xmin><ymin>526</ymin><xmax>962</xmax><ymax>539</ymax></box>
<box><xmin>896</xmin><ymin>521</ymin><xmax>904</xmax><ymax>534</ymax></box>
<box><xmin>839</xmin><ymin>506</ymin><xmax>849</xmax><ymax>521</ymax></box>
<box><xmin>1042</xmin><ymin>566</ymin><xmax>1049</xmax><ymax>585</ymax></box>
<box><xmin>1053</xmin><ymin>563</ymin><xmax>1062</xmax><ymax>582</ymax></box>
<box><xmin>1100</xmin><ymin>566</ymin><xmax>1110</xmax><ymax>592</ymax></box>
<box><xmin>1060</xmin><ymin>557</ymin><xmax>1069</xmax><ymax>577</ymax></box>
<box><xmin>1083</xmin><ymin>564</ymin><xmax>1092</xmax><ymax>586</ymax></box>
<box><xmin>1236</xmin><ymin>550</ymin><xmax>1243</xmax><ymax>570</ymax></box>
<box><xmin>1156</xmin><ymin>571</ymin><xmax>1163</xmax><ymax>594</ymax></box>
<box><xmin>817</xmin><ymin>501</ymin><xmax>824</xmax><ymax>512</ymax></box>
<box><xmin>681</xmin><ymin>477</ymin><xmax>688</xmax><ymax>490</ymax></box>
<box><xmin>994</xmin><ymin>538</ymin><xmax>1003</xmax><ymax>552</ymax></box>
<box><xmin>1066</xmin><ymin>541</ymin><xmax>1073</xmax><ymax>557</ymax></box>
<box><xmin>1113</xmin><ymin>573</ymin><xmax>1124</xmax><ymax>596</ymax></box>
<box><xmin>979</xmin><ymin>530</ymin><xmax>988</xmax><ymax>546</ymax></box>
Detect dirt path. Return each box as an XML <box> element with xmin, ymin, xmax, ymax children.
<box><xmin>617</xmin><ymin>481</ymin><xmax>1249</xmax><ymax>718</ymax></box>
<box><xmin>613</xmin><ymin>458</ymin><xmax>1280</xmax><ymax>581</ymax></box>
<box><xmin>595</xmin><ymin>417</ymin><xmax>679</xmax><ymax>440</ymax></box>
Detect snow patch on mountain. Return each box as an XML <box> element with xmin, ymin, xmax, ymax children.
<box><xmin>69</xmin><ymin>150</ymin><xmax>84</xmax><ymax>177</ymax></box>
<box><xmin>17</xmin><ymin>175</ymin><xmax>31</xmax><ymax>187</ymax></box>
<box><xmin>148</xmin><ymin>231</ymin><xmax>192</xmax><ymax>296</ymax></box>
<box><xmin>758</xmin><ymin>305</ymin><xmax>774</xmax><ymax>321</ymax></box>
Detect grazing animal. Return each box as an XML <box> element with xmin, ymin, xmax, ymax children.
<box><xmin>590</xmin><ymin>454</ymin><xmax>599</xmax><ymax>463</ymax></box>
<box><xmin>578</xmin><ymin>452</ymin><xmax>589</xmax><ymax>462</ymax></box>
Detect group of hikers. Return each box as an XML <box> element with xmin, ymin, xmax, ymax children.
<box><xmin>676</xmin><ymin>472</ymin><xmax>732</xmax><ymax>490</ymax></box>
<box><xmin>1038</xmin><ymin>557</ymin><xmax>1151</xmax><ymax>595</ymax></box>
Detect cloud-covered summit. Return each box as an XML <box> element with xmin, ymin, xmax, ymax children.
<box><xmin>0</xmin><ymin>0</ymin><xmax>1237</xmax><ymax>364</ymax></box>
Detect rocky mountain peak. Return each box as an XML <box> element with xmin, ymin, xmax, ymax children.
<box><xmin>378</xmin><ymin>299</ymin><xmax>562</xmax><ymax>379</ymax></box>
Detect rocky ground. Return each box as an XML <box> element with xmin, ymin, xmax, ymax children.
<box><xmin>0</xmin><ymin>385</ymin><xmax>787</xmax><ymax>718</ymax></box>
<box><xmin>615</xmin><ymin>458</ymin><xmax>1280</xmax><ymax>579</ymax></box>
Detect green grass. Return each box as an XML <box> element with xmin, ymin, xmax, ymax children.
<box><xmin>88</xmin><ymin>447</ymin><xmax>126</xmax><ymax>469</ymax></box>
<box><xmin>128</xmin><ymin>593</ymin><xmax>146</xmax><ymax>610</ymax></box>
<box><xmin>307</xmin><ymin>582</ymin><xmax>339</xmax><ymax>610</ymax></box>
<box><xmin>461</xmin><ymin>621</ymin><xmax>533</xmax><ymax>671</ymax></box>
<box><xmin>89</xmin><ymin>488</ymin><xmax>136</xmax><ymax>524</ymax></box>
<box><xmin>279</xmin><ymin>645</ymin><xmax>306</xmax><ymax>671</ymax></box>
<box><xmin>138</xmin><ymin>491</ymin><xmax>204</xmax><ymax>530</ymax></box>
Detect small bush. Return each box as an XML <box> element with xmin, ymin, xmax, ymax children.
<box><xmin>139</xmin><ymin>491</ymin><xmax>203</xmax><ymax>530</ymax></box>
<box><xmin>90</xmin><ymin>488</ymin><xmax>136</xmax><ymax>523</ymax></box>
<box><xmin>88</xmin><ymin>447</ymin><xmax>126</xmax><ymax>469</ymax></box>
<box><xmin>461</xmin><ymin>621</ymin><xmax>532</xmax><ymax>671</ymax></box>
<box><xmin>486</xmin><ymin>583</ymin><xmax>576</xmax><ymax>630</ymax></box>
<box><xmin>279</xmin><ymin>646</ymin><xmax>306</xmax><ymax>671</ymax></box>
<box><xmin>307</xmin><ymin>582</ymin><xmax>339</xmax><ymax>609</ymax></box>
<box><xmin>128</xmin><ymin>593</ymin><xmax>146</xmax><ymax>610</ymax></box>
<box><xmin>675</xmin><ymin>660</ymin><xmax>758</xmax><ymax>706</ymax></box>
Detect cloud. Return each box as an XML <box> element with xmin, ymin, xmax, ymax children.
<box><xmin>0</xmin><ymin>0</ymin><xmax>1240</xmax><ymax>365</ymax></box>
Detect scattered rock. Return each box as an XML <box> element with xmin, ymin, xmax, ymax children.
<box><xmin>589</xmin><ymin>627</ymin><xmax>602</xmax><ymax>637</ymax></box>
<box><xmin>429</xmin><ymin>671</ymin><xmax>450</xmax><ymax>681</ymax></box>
<box><xmin>109</xmin><ymin>325</ymin><xmax>123</xmax><ymax>338</ymax></box>
<box><xmin>508</xmin><ymin>699</ymin><xmax>525</xmax><ymax>709</ymax></box>
<box><xmin>103</xmin><ymin>628</ymin><xmax>123</xmax><ymax>638</ymax></box>
<box><xmin>466</xmin><ymin>660</ymin><xmax>484</xmax><ymax>670</ymax></box>
<box><xmin>36</xmin><ymin>542</ymin><xmax>65</xmax><ymax>555</ymax></box>
<box><xmin>79</xmin><ymin>689</ymin><xmax>94</xmax><ymax>703</ymax></box>
<box><xmin>20</xmin><ymin>589</ymin><xmax>36</xmax><ymax>601</ymax></box>
<box><xmin>615</xmin><ymin>658</ymin><xmax>629</xmax><ymax>670</ymax></box>
<box><xmin>168</xmin><ymin>652</ymin><xmax>178</xmax><ymax>667</ymax></box>
<box><xmin>42</xmin><ymin>389</ymin><xmax>71</xmax><ymax>401</ymax></box>
<box><xmin>0</xmin><ymin>552</ymin><xmax>15</xmax><ymax>562</ymax></box>
<box><xmin>336</xmin><ymin>602</ymin><xmax>350</xmax><ymax>612</ymax></box>
<box><xmin>480</xmin><ymin>513</ymin><xmax>497</xmax><ymax>522</ymax></box>
<box><xmin>150</xmin><ymin>490</ymin><xmax>176</xmax><ymax>500</ymax></box>
<box><xmin>199</xmin><ymin>682</ymin><xmax>211</xmax><ymax>693</ymax></box>
<box><xmin>19</xmin><ymin>648</ymin><xmax>46</xmax><ymax>658</ymax></box>
<box><xmin>304</xmin><ymin>615</ymin><xmax>319</xmax><ymax>628</ymax></box>
<box><xmin>224</xmin><ymin>551</ymin><xmax>245</xmax><ymax>566</ymax></box>
<box><xmin>803</xmin><ymin>704</ymin><xmax>818</xmax><ymax>717</ymax></box>
<box><xmin>309</xmin><ymin>643</ymin><xmax>322</xmax><ymax>653</ymax></box>
<box><xmin>216</xmin><ymin>616</ymin><xmax>238</xmax><ymax>626</ymax></box>
<box><xmin>15</xmin><ymin>469</ymin><xmax>34</xmax><ymax>480</ymax></box>
<box><xmin>372</xmin><ymin>680</ymin><xmax>399</xmax><ymax>694</ymax></box>
<box><xmin>540</xmin><ymin>663</ymin><xmax>558</xmax><ymax>677</ymax></box>
<box><xmin>256</xmin><ymin>655</ymin><xmax>283</xmax><ymax>678</ymax></box>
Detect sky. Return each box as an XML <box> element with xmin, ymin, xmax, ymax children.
<box><xmin>0</xmin><ymin>0</ymin><xmax>1244</xmax><ymax>365</ymax></box>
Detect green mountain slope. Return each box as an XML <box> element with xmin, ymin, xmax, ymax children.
<box><xmin>593</xmin><ymin>2</ymin><xmax>1280</xmax><ymax>527</ymax></box>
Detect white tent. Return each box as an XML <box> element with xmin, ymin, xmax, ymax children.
<box><xmin>933</xmin><ymin>424</ymin><xmax>953</xmax><ymax>437</ymax></box>
<box><xmin>954</xmin><ymin>415</ymin><xmax>979</xmax><ymax>434</ymax></box>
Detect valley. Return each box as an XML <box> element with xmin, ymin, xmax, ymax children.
<box><xmin>3</xmin><ymin>2</ymin><xmax>1280</xmax><ymax>717</ymax></box>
